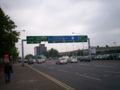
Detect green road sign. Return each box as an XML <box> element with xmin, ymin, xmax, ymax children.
<box><xmin>27</xmin><ymin>36</ymin><xmax>48</xmax><ymax>44</ymax></box>
<box><xmin>26</xmin><ymin>35</ymin><xmax>88</xmax><ymax>44</ymax></box>
<box><xmin>79</xmin><ymin>35</ymin><xmax>88</xmax><ymax>42</ymax></box>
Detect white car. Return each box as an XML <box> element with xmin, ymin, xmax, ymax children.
<box><xmin>37</xmin><ymin>58</ymin><xmax>46</xmax><ymax>64</ymax></box>
<box><xmin>56</xmin><ymin>57</ymin><xmax>68</xmax><ymax>64</ymax></box>
<box><xmin>33</xmin><ymin>59</ymin><xmax>37</xmax><ymax>63</ymax></box>
<box><xmin>68</xmin><ymin>57</ymin><xmax>78</xmax><ymax>63</ymax></box>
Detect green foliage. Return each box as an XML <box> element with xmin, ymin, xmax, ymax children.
<box><xmin>42</xmin><ymin>51</ymin><xmax>49</xmax><ymax>58</ymax></box>
<box><xmin>47</xmin><ymin>48</ymin><xmax>59</xmax><ymax>58</ymax></box>
<box><xmin>0</xmin><ymin>8</ymin><xmax>19</xmax><ymax>59</ymax></box>
<box><xmin>10</xmin><ymin>47</ymin><xmax>19</xmax><ymax>61</ymax></box>
<box><xmin>43</xmin><ymin>48</ymin><xmax>59</xmax><ymax>58</ymax></box>
<box><xmin>25</xmin><ymin>54</ymin><xmax>34</xmax><ymax>59</ymax></box>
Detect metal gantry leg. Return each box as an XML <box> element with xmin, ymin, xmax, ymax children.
<box><xmin>21</xmin><ymin>39</ymin><xmax>26</xmax><ymax>66</ymax></box>
<box><xmin>88</xmin><ymin>38</ymin><xmax>92</xmax><ymax>61</ymax></box>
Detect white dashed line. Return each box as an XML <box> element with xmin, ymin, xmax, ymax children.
<box><xmin>75</xmin><ymin>72</ymin><xmax>101</xmax><ymax>81</ymax></box>
<box><xmin>58</xmin><ymin>69</ymin><xmax>68</xmax><ymax>73</ymax></box>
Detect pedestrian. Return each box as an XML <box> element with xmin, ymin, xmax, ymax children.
<box><xmin>4</xmin><ymin>61</ymin><xmax>13</xmax><ymax>83</ymax></box>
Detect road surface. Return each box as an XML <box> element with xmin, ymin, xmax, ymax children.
<box><xmin>31</xmin><ymin>60</ymin><xmax>120</xmax><ymax>90</ymax></box>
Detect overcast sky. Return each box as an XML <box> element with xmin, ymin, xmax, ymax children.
<box><xmin>0</xmin><ymin>0</ymin><xmax>120</xmax><ymax>56</ymax></box>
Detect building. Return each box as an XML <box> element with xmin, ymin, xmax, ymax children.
<box><xmin>34</xmin><ymin>44</ymin><xmax>47</xmax><ymax>56</ymax></box>
<box><xmin>95</xmin><ymin>46</ymin><xmax>120</xmax><ymax>55</ymax></box>
<box><xmin>60</xmin><ymin>46</ymin><xmax>120</xmax><ymax>56</ymax></box>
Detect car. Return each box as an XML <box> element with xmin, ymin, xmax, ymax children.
<box><xmin>118</xmin><ymin>54</ymin><xmax>120</xmax><ymax>60</ymax></box>
<box><xmin>78</xmin><ymin>56</ymin><xmax>91</xmax><ymax>62</ymax></box>
<box><xmin>56</xmin><ymin>56</ymin><xmax>68</xmax><ymax>64</ymax></box>
<box><xmin>24</xmin><ymin>59</ymin><xmax>28</xmax><ymax>63</ymax></box>
<box><xmin>35</xmin><ymin>55</ymin><xmax>46</xmax><ymax>64</ymax></box>
<box><xmin>68</xmin><ymin>57</ymin><xmax>78</xmax><ymax>63</ymax></box>
<box><xmin>28</xmin><ymin>59</ymin><xmax>34</xmax><ymax>64</ymax></box>
<box><xmin>33</xmin><ymin>59</ymin><xmax>37</xmax><ymax>63</ymax></box>
<box><xmin>36</xmin><ymin>58</ymin><xmax>46</xmax><ymax>64</ymax></box>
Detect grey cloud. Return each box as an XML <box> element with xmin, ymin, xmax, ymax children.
<box><xmin>87</xmin><ymin>0</ymin><xmax>120</xmax><ymax>34</ymax></box>
<box><xmin>0</xmin><ymin>0</ymin><xmax>43</xmax><ymax>10</ymax></box>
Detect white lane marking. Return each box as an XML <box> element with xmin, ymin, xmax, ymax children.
<box><xmin>58</xmin><ymin>69</ymin><xmax>69</xmax><ymax>73</ymax></box>
<box><xmin>75</xmin><ymin>72</ymin><xmax>101</xmax><ymax>81</ymax></box>
<box><xmin>105</xmin><ymin>71</ymin><xmax>120</xmax><ymax>74</ymax></box>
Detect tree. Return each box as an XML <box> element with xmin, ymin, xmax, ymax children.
<box><xmin>0</xmin><ymin>8</ymin><xmax>19</xmax><ymax>59</ymax></box>
<box><xmin>97</xmin><ymin>45</ymin><xmax>100</xmax><ymax>48</ymax></box>
<box><xmin>10</xmin><ymin>47</ymin><xmax>19</xmax><ymax>62</ymax></box>
<box><xmin>25</xmin><ymin>54</ymin><xmax>34</xmax><ymax>59</ymax></box>
<box><xmin>105</xmin><ymin>45</ymin><xmax>109</xmax><ymax>48</ymax></box>
<box><xmin>43</xmin><ymin>51</ymin><xmax>49</xmax><ymax>58</ymax></box>
<box><xmin>47</xmin><ymin>48</ymin><xmax>59</xmax><ymax>58</ymax></box>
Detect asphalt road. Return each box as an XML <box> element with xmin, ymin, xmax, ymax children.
<box><xmin>31</xmin><ymin>60</ymin><xmax>120</xmax><ymax>90</ymax></box>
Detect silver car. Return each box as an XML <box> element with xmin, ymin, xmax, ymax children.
<box><xmin>36</xmin><ymin>58</ymin><xmax>46</xmax><ymax>64</ymax></box>
<box><xmin>56</xmin><ymin>56</ymin><xmax>69</xmax><ymax>64</ymax></box>
<box><xmin>68</xmin><ymin>57</ymin><xmax>78</xmax><ymax>63</ymax></box>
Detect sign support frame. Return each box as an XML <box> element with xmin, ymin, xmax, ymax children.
<box><xmin>88</xmin><ymin>38</ymin><xmax>92</xmax><ymax>61</ymax></box>
<box><xmin>21</xmin><ymin>39</ymin><xmax>26</xmax><ymax>66</ymax></box>
<box><xmin>22</xmin><ymin>35</ymin><xmax>92</xmax><ymax>64</ymax></box>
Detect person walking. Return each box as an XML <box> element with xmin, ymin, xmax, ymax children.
<box><xmin>4</xmin><ymin>61</ymin><xmax>13</xmax><ymax>83</ymax></box>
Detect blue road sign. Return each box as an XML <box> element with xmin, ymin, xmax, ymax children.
<box><xmin>48</xmin><ymin>36</ymin><xmax>85</xmax><ymax>43</ymax></box>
